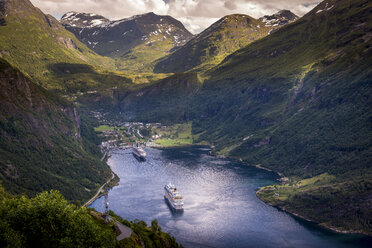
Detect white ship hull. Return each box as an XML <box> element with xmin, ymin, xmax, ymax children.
<box><xmin>132</xmin><ymin>147</ymin><xmax>146</xmax><ymax>161</ymax></box>
<box><xmin>164</xmin><ymin>187</ymin><xmax>184</xmax><ymax>210</ymax></box>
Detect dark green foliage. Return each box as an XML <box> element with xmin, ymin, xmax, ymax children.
<box><xmin>119</xmin><ymin>72</ymin><xmax>201</xmax><ymax>123</ymax></box>
<box><xmin>49</xmin><ymin>63</ymin><xmax>96</xmax><ymax>75</ymax></box>
<box><xmin>0</xmin><ymin>58</ymin><xmax>111</xmax><ymax>201</ymax></box>
<box><xmin>0</xmin><ymin>189</ymin><xmax>183</xmax><ymax>248</ymax></box>
<box><xmin>108</xmin><ymin>210</ymin><xmax>182</xmax><ymax>248</ymax></box>
<box><xmin>80</xmin><ymin>112</ymin><xmax>103</xmax><ymax>155</ymax></box>
<box><xmin>258</xmin><ymin>174</ymin><xmax>372</xmax><ymax>235</ymax></box>
<box><xmin>0</xmin><ymin>189</ymin><xmax>116</xmax><ymax>248</ymax></box>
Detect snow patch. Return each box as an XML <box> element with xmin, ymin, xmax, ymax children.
<box><xmin>62</xmin><ymin>12</ymin><xmax>76</xmax><ymax>19</ymax></box>
<box><xmin>316</xmin><ymin>4</ymin><xmax>334</xmax><ymax>14</ymax></box>
<box><xmin>90</xmin><ymin>19</ymin><xmax>105</xmax><ymax>26</ymax></box>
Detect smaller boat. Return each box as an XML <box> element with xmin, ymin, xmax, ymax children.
<box><xmin>164</xmin><ymin>183</ymin><xmax>184</xmax><ymax>211</ymax></box>
<box><xmin>132</xmin><ymin>145</ymin><xmax>146</xmax><ymax>161</ymax></box>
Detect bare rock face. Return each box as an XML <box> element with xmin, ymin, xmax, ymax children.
<box><xmin>56</xmin><ymin>36</ymin><xmax>78</xmax><ymax>49</ymax></box>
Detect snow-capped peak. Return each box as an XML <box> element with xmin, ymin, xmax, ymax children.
<box><xmin>60</xmin><ymin>11</ymin><xmax>109</xmax><ymax>28</ymax></box>
<box><xmin>259</xmin><ymin>10</ymin><xmax>298</xmax><ymax>27</ymax></box>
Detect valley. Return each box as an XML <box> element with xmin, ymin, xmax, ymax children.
<box><xmin>0</xmin><ymin>0</ymin><xmax>371</xmax><ymax>246</ymax></box>
<box><xmin>95</xmin><ymin>121</ymin><xmax>199</xmax><ymax>149</ymax></box>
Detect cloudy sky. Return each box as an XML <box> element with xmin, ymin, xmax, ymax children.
<box><xmin>30</xmin><ymin>0</ymin><xmax>320</xmax><ymax>34</ymax></box>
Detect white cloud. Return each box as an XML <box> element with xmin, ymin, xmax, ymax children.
<box><xmin>30</xmin><ymin>0</ymin><xmax>320</xmax><ymax>33</ymax></box>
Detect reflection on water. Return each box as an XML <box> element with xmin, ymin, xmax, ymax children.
<box><xmin>91</xmin><ymin>146</ymin><xmax>372</xmax><ymax>248</ymax></box>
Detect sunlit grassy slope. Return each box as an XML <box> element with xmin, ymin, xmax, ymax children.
<box><xmin>0</xmin><ymin>0</ymin><xmax>123</xmax><ymax>90</ymax></box>
<box><xmin>0</xmin><ymin>0</ymin><xmax>172</xmax><ymax>116</ymax></box>
<box><xmin>154</xmin><ymin>14</ymin><xmax>272</xmax><ymax>73</ymax></box>
<box><xmin>154</xmin><ymin>122</ymin><xmax>194</xmax><ymax>147</ymax></box>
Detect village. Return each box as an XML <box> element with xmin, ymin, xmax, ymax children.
<box><xmin>92</xmin><ymin>109</ymin><xmax>195</xmax><ymax>154</ymax></box>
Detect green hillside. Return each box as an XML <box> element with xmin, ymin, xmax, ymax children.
<box><xmin>0</xmin><ymin>0</ymin><xmax>371</xmax><ymax>237</ymax></box>
<box><xmin>0</xmin><ymin>187</ymin><xmax>182</xmax><ymax>247</ymax></box>
<box><xmin>0</xmin><ymin>0</ymin><xmax>119</xmax><ymax>90</ymax></box>
<box><xmin>153</xmin><ymin>10</ymin><xmax>299</xmax><ymax>74</ymax></box>
<box><xmin>0</xmin><ymin>58</ymin><xmax>112</xmax><ymax>201</ymax></box>
<box><xmin>196</xmin><ymin>0</ymin><xmax>372</xmax><ymax>233</ymax></box>
<box><xmin>119</xmin><ymin>72</ymin><xmax>201</xmax><ymax>122</ymax></box>
<box><xmin>154</xmin><ymin>14</ymin><xmax>273</xmax><ymax>73</ymax></box>
<box><xmin>62</xmin><ymin>11</ymin><xmax>193</xmax><ymax>72</ymax></box>
<box><xmin>0</xmin><ymin>0</ymin><xmax>172</xmax><ymax>202</ymax></box>
<box><xmin>119</xmin><ymin>0</ymin><xmax>372</xmax><ymax>234</ymax></box>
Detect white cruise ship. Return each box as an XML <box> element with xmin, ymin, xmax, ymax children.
<box><xmin>132</xmin><ymin>145</ymin><xmax>146</xmax><ymax>161</ymax></box>
<box><xmin>164</xmin><ymin>183</ymin><xmax>184</xmax><ymax>210</ymax></box>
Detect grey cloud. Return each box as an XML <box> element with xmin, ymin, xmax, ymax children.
<box><xmin>30</xmin><ymin>0</ymin><xmax>320</xmax><ymax>34</ymax></box>
<box><xmin>224</xmin><ymin>1</ymin><xmax>237</xmax><ymax>10</ymax></box>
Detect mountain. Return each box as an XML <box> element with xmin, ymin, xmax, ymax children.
<box><xmin>200</xmin><ymin>0</ymin><xmax>372</xmax><ymax>175</ymax></box>
<box><xmin>61</xmin><ymin>12</ymin><xmax>193</xmax><ymax>71</ymax></box>
<box><xmin>0</xmin><ymin>0</ymin><xmax>130</xmax><ymax>201</ymax></box>
<box><xmin>60</xmin><ymin>11</ymin><xmax>109</xmax><ymax>28</ymax></box>
<box><xmin>0</xmin><ymin>0</ymin><xmax>119</xmax><ymax>89</ymax></box>
<box><xmin>154</xmin><ymin>11</ymin><xmax>297</xmax><ymax>73</ymax></box>
<box><xmin>0</xmin><ymin>58</ymin><xmax>111</xmax><ymax>201</ymax></box>
<box><xmin>119</xmin><ymin>0</ymin><xmax>372</xmax><ymax>234</ymax></box>
<box><xmin>259</xmin><ymin>9</ymin><xmax>298</xmax><ymax>32</ymax></box>
<box><xmin>0</xmin><ymin>0</ymin><xmax>159</xmax><ymax>202</ymax></box>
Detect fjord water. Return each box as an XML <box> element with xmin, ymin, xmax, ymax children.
<box><xmin>91</xmin><ymin>147</ymin><xmax>371</xmax><ymax>248</ymax></box>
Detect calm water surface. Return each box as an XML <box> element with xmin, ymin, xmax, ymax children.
<box><xmin>91</xmin><ymin>147</ymin><xmax>372</xmax><ymax>248</ymax></box>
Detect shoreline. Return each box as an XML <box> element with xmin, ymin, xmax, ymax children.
<box><xmin>83</xmin><ymin>172</ymin><xmax>115</xmax><ymax>207</ymax></box>
<box><xmin>255</xmin><ymin>193</ymin><xmax>372</xmax><ymax>237</ymax></box>
<box><xmin>146</xmin><ymin>142</ymin><xmax>209</xmax><ymax>149</ymax></box>
<box><xmin>93</xmin><ymin>143</ymin><xmax>372</xmax><ymax>238</ymax></box>
<box><xmin>211</xmin><ymin>149</ymin><xmax>372</xmax><ymax>237</ymax></box>
<box><xmin>83</xmin><ymin>150</ymin><xmax>119</xmax><ymax>207</ymax></box>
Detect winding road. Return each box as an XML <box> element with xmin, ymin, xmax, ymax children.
<box><xmin>83</xmin><ymin>173</ymin><xmax>114</xmax><ymax>207</ymax></box>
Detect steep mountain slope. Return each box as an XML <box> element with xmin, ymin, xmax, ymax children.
<box><xmin>119</xmin><ymin>0</ymin><xmax>372</xmax><ymax>234</ymax></box>
<box><xmin>61</xmin><ymin>12</ymin><xmax>193</xmax><ymax>71</ymax></box>
<box><xmin>195</xmin><ymin>0</ymin><xmax>372</xmax><ymax>233</ymax></box>
<box><xmin>0</xmin><ymin>0</ymin><xmax>118</xmax><ymax>89</ymax></box>
<box><xmin>0</xmin><ymin>58</ymin><xmax>111</xmax><ymax>201</ymax></box>
<box><xmin>119</xmin><ymin>72</ymin><xmax>201</xmax><ymax>121</ymax></box>
<box><xmin>154</xmin><ymin>11</ymin><xmax>297</xmax><ymax>73</ymax></box>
